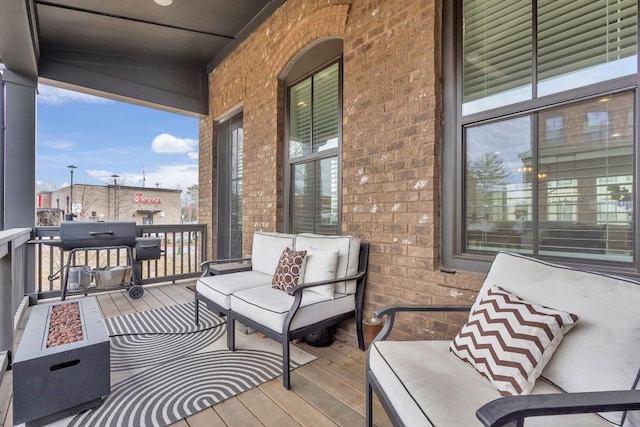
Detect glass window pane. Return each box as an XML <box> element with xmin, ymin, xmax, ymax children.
<box><xmin>289</xmin><ymin>79</ymin><xmax>312</xmax><ymax>158</ymax></box>
<box><xmin>291</xmin><ymin>156</ymin><xmax>339</xmax><ymax>235</ymax></box>
<box><xmin>217</xmin><ymin>114</ymin><xmax>243</xmax><ymax>259</ymax></box>
<box><xmin>318</xmin><ymin>156</ymin><xmax>339</xmax><ymax>232</ymax></box>
<box><xmin>543</xmin><ymin>113</ymin><xmax>564</xmax><ymax>143</ymax></box>
<box><xmin>292</xmin><ymin>162</ymin><xmax>313</xmax><ymax>233</ymax></box>
<box><xmin>313</xmin><ymin>63</ymin><xmax>340</xmax><ymax>152</ymax></box>
<box><xmin>462</xmin><ymin>0</ymin><xmax>532</xmax><ymax>115</ymax></box>
<box><xmin>465</xmin><ymin>116</ymin><xmax>533</xmax><ymax>253</ymax></box>
<box><xmin>538</xmin><ymin>0</ymin><xmax>637</xmax><ymax>96</ymax></box>
<box><xmin>537</xmin><ymin>92</ymin><xmax>633</xmax><ymax>262</ymax></box>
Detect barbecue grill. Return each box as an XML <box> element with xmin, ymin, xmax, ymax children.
<box><xmin>57</xmin><ymin>221</ymin><xmax>157</xmax><ymax>300</ymax></box>
<box><xmin>60</xmin><ymin>220</ymin><xmax>137</xmax><ymax>250</ymax></box>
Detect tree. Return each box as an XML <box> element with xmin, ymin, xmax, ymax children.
<box><xmin>467</xmin><ymin>153</ymin><xmax>510</xmax><ymax>222</ymax></box>
<box><xmin>182</xmin><ymin>184</ymin><xmax>199</xmax><ymax>223</ymax></box>
<box><xmin>467</xmin><ymin>153</ymin><xmax>509</xmax><ymax>190</ymax></box>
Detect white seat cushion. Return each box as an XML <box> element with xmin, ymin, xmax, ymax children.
<box><xmin>369</xmin><ymin>340</ymin><xmax>610</xmax><ymax>427</ymax></box>
<box><xmin>196</xmin><ymin>271</ymin><xmax>272</xmax><ymax>310</ymax></box>
<box><xmin>230</xmin><ymin>285</ymin><xmax>355</xmax><ymax>333</ymax></box>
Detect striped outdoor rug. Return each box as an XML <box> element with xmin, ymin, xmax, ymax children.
<box><xmin>105</xmin><ymin>301</ymin><xmax>223</xmax><ymax>335</ymax></box>
<box><xmin>48</xmin><ymin>302</ymin><xmax>315</xmax><ymax>427</ymax></box>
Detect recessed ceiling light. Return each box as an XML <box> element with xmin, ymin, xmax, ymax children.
<box><xmin>154</xmin><ymin>0</ymin><xmax>173</xmax><ymax>6</ymax></box>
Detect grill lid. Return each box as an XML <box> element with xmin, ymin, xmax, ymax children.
<box><xmin>59</xmin><ymin>221</ymin><xmax>137</xmax><ymax>250</ymax></box>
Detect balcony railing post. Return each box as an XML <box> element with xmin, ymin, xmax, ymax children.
<box><xmin>25</xmin><ymin>243</ymin><xmax>36</xmax><ymax>296</ymax></box>
<box><xmin>0</xmin><ymin>244</ymin><xmax>13</xmax><ymax>363</ymax></box>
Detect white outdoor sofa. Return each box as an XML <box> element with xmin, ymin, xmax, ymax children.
<box><xmin>366</xmin><ymin>252</ymin><xmax>640</xmax><ymax>426</ymax></box>
<box><xmin>195</xmin><ymin>232</ymin><xmax>369</xmax><ymax>389</ymax></box>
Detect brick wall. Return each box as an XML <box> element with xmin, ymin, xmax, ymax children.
<box><xmin>198</xmin><ymin>115</ymin><xmax>215</xmax><ymax>258</ymax></box>
<box><xmin>199</xmin><ymin>0</ymin><xmax>486</xmax><ymax>342</ymax></box>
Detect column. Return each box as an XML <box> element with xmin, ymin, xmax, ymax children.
<box><xmin>2</xmin><ymin>70</ymin><xmax>37</xmax><ymax>294</ymax></box>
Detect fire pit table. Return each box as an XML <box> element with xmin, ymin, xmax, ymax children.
<box><xmin>13</xmin><ymin>297</ymin><xmax>110</xmax><ymax>426</ymax></box>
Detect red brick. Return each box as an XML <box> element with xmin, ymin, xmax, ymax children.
<box><xmin>199</xmin><ymin>0</ymin><xmax>485</xmax><ymax>342</ymax></box>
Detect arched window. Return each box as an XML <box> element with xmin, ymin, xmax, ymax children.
<box><xmin>284</xmin><ymin>40</ymin><xmax>342</xmax><ymax>235</ymax></box>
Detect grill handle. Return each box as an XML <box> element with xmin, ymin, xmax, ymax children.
<box><xmin>88</xmin><ymin>231</ymin><xmax>114</xmax><ymax>236</ymax></box>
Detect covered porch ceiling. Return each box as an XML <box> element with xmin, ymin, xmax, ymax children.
<box><xmin>0</xmin><ymin>0</ymin><xmax>285</xmax><ymax>116</ymax></box>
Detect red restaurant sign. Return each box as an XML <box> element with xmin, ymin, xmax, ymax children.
<box><xmin>133</xmin><ymin>192</ymin><xmax>162</xmax><ymax>205</ymax></box>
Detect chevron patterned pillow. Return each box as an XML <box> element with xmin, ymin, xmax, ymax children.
<box><xmin>449</xmin><ymin>286</ymin><xmax>579</xmax><ymax>396</ymax></box>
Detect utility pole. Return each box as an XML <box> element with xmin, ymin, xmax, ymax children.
<box><xmin>111</xmin><ymin>174</ymin><xmax>120</xmax><ymax>220</ymax></box>
<box><xmin>66</xmin><ymin>165</ymin><xmax>77</xmax><ymax>220</ymax></box>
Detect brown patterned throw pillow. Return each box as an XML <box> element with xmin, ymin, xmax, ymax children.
<box><xmin>272</xmin><ymin>247</ymin><xmax>307</xmax><ymax>292</ymax></box>
<box><xmin>449</xmin><ymin>286</ymin><xmax>579</xmax><ymax>396</ymax></box>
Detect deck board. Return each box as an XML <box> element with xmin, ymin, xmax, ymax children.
<box><xmin>213</xmin><ymin>397</ymin><xmax>263</xmax><ymax>427</ymax></box>
<box><xmin>184</xmin><ymin>407</ymin><xmax>227</xmax><ymax>427</ymax></box>
<box><xmin>236</xmin><ymin>387</ymin><xmax>302</xmax><ymax>426</ymax></box>
<box><xmin>108</xmin><ymin>288</ymin><xmax>137</xmax><ymax>315</ymax></box>
<box><xmin>296</xmin><ymin>363</ymin><xmax>370</xmax><ymax>417</ymax></box>
<box><xmin>95</xmin><ymin>292</ymin><xmax>120</xmax><ymax>318</ymax></box>
<box><xmin>258</xmin><ymin>380</ymin><xmax>337</xmax><ymax>427</ymax></box>
<box><xmin>144</xmin><ymin>285</ymin><xmax>180</xmax><ymax>306</ymax></box>
<box><xmin>2</xmin><ymin>279</ymin><xmax>392</xmax><ymax>427</ymax></box>
<box><xmin>288</xmin><ymin>373</ymin><xmax>366</xmax><ymax>426</ymax></box>
<box><xmin>157</xmin><ymin>283</ymin><xmax>192</xmax><ymax>305</ymax></box>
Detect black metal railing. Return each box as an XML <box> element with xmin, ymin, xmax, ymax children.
<box><xmin>32</xmin><ymin>224</ymin><xmax>207</xmax><ymax>298</ymax></box>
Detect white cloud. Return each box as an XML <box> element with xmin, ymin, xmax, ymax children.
<box><xmin>40</xmin><ymin>139</ymin><xmax>75</xmax><ymax>150</ymax></box>
<box><xmin>144</xmin><ymin>164</ymin><xmax>198</xmax><ymax>191</ymax></box>
<box><xmin>38</xmin><ymin>85</ymin><xmax>111</xmax><ymax>105</ymax></box>
<box><xmin>37</xmin><ymin>180</ymin><xmax>58</xmax><ymax>191</ymax></box>
<box><xmin>86</xmin><ymin>170</ymin><xmax>139</xmax><ymax>187</ymax></box>
<box><xmin>152</xmin><ymin>133</ymin><xmax>198</xmax><ymax>154</ymax></box>
<box><xmin>86</xmin><ymin>169</ymin><xmax>116</xmax><ymax>182</ymax></box>
<box><xmin>187</xmin><ymin>151</ymin><xmax>199</xmax><ymax>160</ymax></box>
<box><xmin>86</xmin><ymin>164</ymin><xmax>197</xmax><ymax>193</ymax></box>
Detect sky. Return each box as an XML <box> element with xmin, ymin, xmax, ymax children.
<box><xmin>36</xmin><ymin>85</ymin><xmax>199</xmax><ymax>194</ymax></box>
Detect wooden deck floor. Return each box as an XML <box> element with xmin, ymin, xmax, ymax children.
<box><xmin>1</xmin><ymin>280</ymin><xmax>392</xmax><ymax>427</ymax></box>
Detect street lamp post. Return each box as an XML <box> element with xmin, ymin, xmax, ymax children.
<box><xmin>67</xmin><ymin>165</ymin><xmax>77</xmax><ymax>220</ymax></box>
<box><xmin>111</xmin><ymin>174</ymin><xmax>120</xmax><ymax>220</ymax></box>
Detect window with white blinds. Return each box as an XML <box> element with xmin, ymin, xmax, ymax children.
<box><xmin>217</xmin><ymin>113</ymin><xmax>244</xmax><ymax>259</ymax></box>
<box><xmin>538</xmin><ymin>0</ymin><xmax>637</xmax><ymax>95</ymax></box>
<box><xmin>453</xmin><ymin>1</ymin><xmax>639</xmax><ymax>269</ymax></box>
<box><xmin>287</xmin><ymin>60</ymin><xmax>341</xmax><ymax>235</ymax></box>
<box><xmin>312</xmin><ymin>65</ymin><xmax>340</xmax><ymax>152</ymax></box>
<box><xmin>463</xmin><ymin>0</ymin><xmax>637</xmax><ymax>115</ymax></box>
<box><xmin>291</xmin><ymin>157</ymin><xmax>339</xmax><ymax>234</ymax></box>
<box><xmin>463</xmin><ymin>0</ymin><xmax>532</xmax><ymax>113</ymax></box>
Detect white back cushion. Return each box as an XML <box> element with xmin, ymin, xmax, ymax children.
<box><xmin>302</xmin><ymin>248</ymin><xmax>339</xmax><ymax>298</ymax></box>
<box><xmin>251</xmin><ymin>232</ymin><xmax>296</xmax><ymax>275</ymax></box>
<box><xmin>479</xmin><ymin>252</ymin><xmax>640</xmax><ymax>425</ymax></box>
<box><xmin>295</xmin><ymin>234</ymin><xmax>361</xmax><ymax>294</ymax></box>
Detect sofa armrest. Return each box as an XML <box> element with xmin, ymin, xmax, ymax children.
<box><xmin>373</xmin><ymin>304</ymin><xmax>472</xmax><ymax>341</ymax></box>
<box><xmin>286</xmin><ymin>271</ymin><xmax>366</xmax><ymax>296</ymax></box>
<box><xmin>200</xmin><ymin>258</ymin><xmax>252</xmax><ymax>276</ymax></box>
<box><xmin>476</xmin><ymin>389</ymin><xmax>640</xmax><ymax>427</ymax></box>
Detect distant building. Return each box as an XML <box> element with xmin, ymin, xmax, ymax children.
<box><xmin>38</xmin><ymin>184</ymin><xmax>182</xmax><ymax>225</ymax></box>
